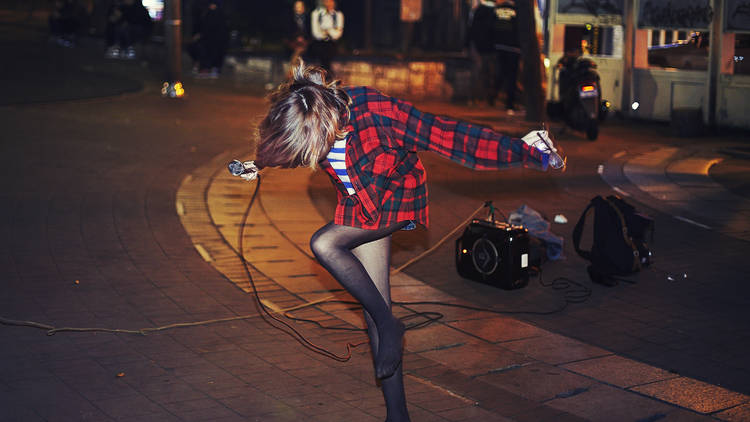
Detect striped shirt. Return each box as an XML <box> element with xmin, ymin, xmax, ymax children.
<box><xmin>326</xmin><ymin>138</ymin><xmax>355</xmax><ymax>195</ymax></box>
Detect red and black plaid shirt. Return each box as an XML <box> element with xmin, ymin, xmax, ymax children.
<box><xmin>319</xmin><ymin>86</ymin><xmax>550</xmax><ymax>230</ymax></box>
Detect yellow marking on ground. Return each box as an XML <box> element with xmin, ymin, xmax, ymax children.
<box><xmin>193</xmin><ymin>243</ymin><xmax>213</xmax><ymax>262</ymax></box>
<box><xmin>259</xmin><ymin>299</ymin><xmax>282</xmax><ymax>313</ymax></box>
<box><xmin>407</xmin><ymin>374</ymin><xmax>477</xmax><ymax>405</ymax></box>
<box><xmin>703</xmin><ymin>158</ymin><xmax>724</xmax><ymax>175</ymax></box>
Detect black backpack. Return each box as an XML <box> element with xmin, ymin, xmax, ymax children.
<box><xmin>572</xmin><ymin>195</ymin><xmax>654</xmax><ymax>285</ymax></box>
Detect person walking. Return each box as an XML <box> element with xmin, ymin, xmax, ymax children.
<box><xmin>494</xmin><ymin>0</ymin><xmax>521</xmax><ymax>114</ymax></box>
<box><xmin>285</xmin><ymin>1</ymin><xmax>310</xmax><ymax>65</ymax></box>
<box><xmin>104</xmin><ymin>0</ymin><xmax>152</xmax><ymax>60</ymax></box>
<box><xmin>234</xmin><ymin>60</ymin><xmax>563</xmax><ymax>422</ymax></box>
<box><xmin>468</xmin><ymin>0</ymin><xmax>501</xmax><ymax>106</ymax></box>
<box><xmin>48</xmin><ymin>0</ymin><xmax>85</xmax><ymax>47</ymax></box>
<box><xmin>187</xmin><ymin>0</ymin><xmax>229</xmax><ymax>78</ymax></box>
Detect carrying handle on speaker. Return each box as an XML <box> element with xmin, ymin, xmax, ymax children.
<box><xmin>484</xmin><ymin>201</ymin><xmax>496</xmax><ymax>223</ymax></box>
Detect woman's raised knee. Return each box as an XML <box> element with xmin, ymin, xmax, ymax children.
<box><xmin>310</xmin><ymin>225</ymin><xmax>336</xmax><ymax>259</ymax></box>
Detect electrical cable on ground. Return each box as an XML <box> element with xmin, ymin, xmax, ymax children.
<box><xmin>0</xmin><ymin>175</ymin><xmax>592</xmax><ymax>362</ymax></box>
<box><xmin>235</xmin><ymin>176</ymin><xmax>367</xmax><ymax>362</ymax></box>
<box><xmin>391</xmin><ymin>202</ymin><xmax>486</xmax><ymax>275</ymax></box>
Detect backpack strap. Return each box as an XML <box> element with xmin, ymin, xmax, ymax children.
<box><xmin>603</xmin><ymin>196</ymin><xmax>641</xmax><ymax>273</ymax></box>
<box><xmin>572</xmin><ymin>198</ymin><xmax>597</xmax><ymax>261</ymax></box>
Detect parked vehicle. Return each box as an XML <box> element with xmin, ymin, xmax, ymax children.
<box><xmin>735</xmin><ymin>34</ymin><xmax>750</xmax><ymax>74</ymax></box>
<box><xmin>547</xmin><ymin>53</ymin><xmax>607</xmax><ymax>140</ymax></box>
<box><xmin>648</xmin><ymin>32</ymin><xmax>708</xmax><ymax>70</ymax></box>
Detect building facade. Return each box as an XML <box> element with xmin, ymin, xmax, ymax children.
<box><xmin>545</xmin><ymin>0</ymin><xmax>750</xmax><ymax>129</ymax></box>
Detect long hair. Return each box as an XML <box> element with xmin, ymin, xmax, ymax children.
<box><xmin>255</xmin><ymin>60</ymin><xmax>351</xmax><ymax>170</ymax></box>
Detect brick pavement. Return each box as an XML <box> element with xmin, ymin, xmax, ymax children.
<box><xmin>389</xmin><ymin>108</ymin><xmax>750</xmax><ymax>399</ymax></box>
<box><xmin>306</xmin><ymin>104</ymin><xmax>750</xmax><ymax>401</ymax></box>
<box><xmin>172</xmin><ymin>144</ymin><xmax>748</xmax><ymax>421</ymax></box>
<box><xmin>2</xmin><ymin>14</ymin><xmax>750</xmax><ymax>421</ymax></box>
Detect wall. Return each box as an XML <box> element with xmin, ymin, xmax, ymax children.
<box><xmin>631</xmin><ymin>68</ymin><xmax>707</xmax><ymax>121</ymax></box>
<box><xmin>717</xmin><ymin>74</ymin><xmax>750</xmax><ymax>127</ymax></box>
<box><xmin>224</xmin><ymin>54</ymin><xmax>472</xmax><ymax>101</ymax></box>
<box><xmin>330</xmin><ymin>60</ymin><xmax>457</xmax><ymax>101</ymax></box>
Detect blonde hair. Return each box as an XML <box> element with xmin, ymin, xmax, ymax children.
<box><xmin>255</xmin><ymin>60</ymin><xmax>351</xmax><ymax>170</ymax></box>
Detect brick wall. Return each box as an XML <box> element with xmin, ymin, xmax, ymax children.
<box><xmin>331</xmin><ymin>60</ymin><xmax>453</xmax><ymax>100</ymax></box>
<box><xmin>225</xmin><ymin>54</ymin><xmax>471</xmax><ymax>101</ymax></box>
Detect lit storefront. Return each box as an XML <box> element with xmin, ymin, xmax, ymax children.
<box><xmin>631</xmin><ymin>0</ymin><xmax>714</xmax><ymax>123</ymax></box>
<box><xmin>545</xmin><ymin>0</ymin><xmax>750</xmax><ymax>129</ymax></box>
<box><xmin>718</xmin><ymin>0</ymin><xmax>750</xmax><ymax>128</ymax></box>
<box><xmin>545</xmin><ymin>0</ymin><xmax>626</xmax><ymax>111</ymax></box>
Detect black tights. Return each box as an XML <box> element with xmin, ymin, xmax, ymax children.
<box><xmin>310</xmin><ymin>221</ymin><xmax>410</xmax><ymax>421</ymax></box>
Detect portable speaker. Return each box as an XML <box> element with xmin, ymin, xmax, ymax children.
<box><xmin>455</xmin><ymin>219</ymin><xmax>530</xmax><ymax>290</ymax></box>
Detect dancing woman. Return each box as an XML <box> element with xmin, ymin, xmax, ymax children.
<box><xmin>239</xmin><ymin>61</ymin><xmax>563</xmax><ymax>421</ymax></box>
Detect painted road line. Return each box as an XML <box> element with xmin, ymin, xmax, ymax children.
<box><xmin>407</xmin><ymin>373</ymin><xmax>478</xmax><ymax>405</ymax></box>
<box><xmin>613</xmin><ymin>186</ymin><xmax>630</xmax><ymax>197</ymax></box>
<box><xmin>674</xmin><ymin>216</ymin><xmax>711</xmax><ymax>230</ymax></box>
<box><xmin>193</xmin><ymin>243</ymin><xmax>213</xmax><ymax>262</ymax></box>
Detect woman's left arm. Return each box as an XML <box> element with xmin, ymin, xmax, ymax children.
<box><xmin>389</xmin><ymin>96</ymin><xmax>549</xmax><ymax>171</ymax></box>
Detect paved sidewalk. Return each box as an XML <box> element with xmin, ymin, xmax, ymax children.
<box><xmin>174</xmin><ymin>149</ymin><xmax>748</xmax><ymax>421</ymax></box>
<box><xmin>603</xmin><ymin>145</ymin><xmax>750</xmax><ymax>241</ymax></box>
<box><xmin>2</xmin><ymin>10</ymin><xmax>750</xmax><ymax>421</ymax></box>
<box><xmin>0</xmin><ymin>13</ymin><xmax>147</xmax><ymax>105</ymax></box>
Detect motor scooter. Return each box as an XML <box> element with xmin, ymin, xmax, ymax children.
<box><xmin>547</xmin><ymin>53</ymin><xmax>608</xmax><ymax>140</ymax></box>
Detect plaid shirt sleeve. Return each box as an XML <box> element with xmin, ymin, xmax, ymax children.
<box><xmin>332</xmin><ymin>87</ymin><xmax>550</xmax><ymax>229</ymax></box>
<box><xmin>387</xmin><ymin>96</ymin><xmax>550</xmax><ymax>171</ymax></box>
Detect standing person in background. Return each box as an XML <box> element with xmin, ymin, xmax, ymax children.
<box><xmin>188</xmin><ymin>0</ymin><xmax>229</xmax><ymax>79</ymax></box>
<box><xmin>310</xmin><ymin>0</ymin><xmax>344</xmax><ymax>74</ymax></box>
<box><xmin>494</xmin><ymin>0</ymin><xmax>521</xmax><ymax>114</ymax></box>
<box><xmin>104</xmin><ymin>0</ymin><xmax>152</xmax><ymax>60</ymax></box>
<box><xmin>49</xmin><ymin>0</ymin><xmax>84</xmax><ymax>47</ymax></box>
<box><xmin>468</xmin><ymin>0</ymin><xmax>500</xmax><ymax>106</ymax></box>
<box><xmin>285</xmin><ymin>1</ymin><xmax>310</xmax><ymax>65</ymax></box>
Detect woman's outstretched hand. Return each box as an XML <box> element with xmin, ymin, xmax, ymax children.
<box><xmin>521</xmin><ymin>129</ymin><xmax>566</xmax><ymax>171</ymax></box>
<box><xmin>228</xmin><ymin>160</ymin><xmax>260</xmax><ymax>181</ymax></box>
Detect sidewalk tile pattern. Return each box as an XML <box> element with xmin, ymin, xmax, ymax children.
<box><xmin>175</xmin><ymin>148</ymin><xmax>749</xmax><ymax>421</ymax></box>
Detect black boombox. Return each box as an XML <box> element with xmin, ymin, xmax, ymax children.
<box><xmin>455</xmin><ymin>218</ymin><xmax>530</xmax><ymax>290</ymax></box>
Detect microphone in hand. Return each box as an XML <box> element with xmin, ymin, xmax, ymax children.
<box><xmin>521</xmin><ymin>129</ymin><xmax>566</xmax><ymax>171</ymax></box>
<box><xmin>228</xmin><ymin>160</ymin><xmax>260</xmax><ymax>181</ymax></box>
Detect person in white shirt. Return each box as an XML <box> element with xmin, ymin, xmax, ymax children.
<box><xmin>310</xmin><ymin>0</ymin><xmax>344</xmax><ymax>73</ymax></box>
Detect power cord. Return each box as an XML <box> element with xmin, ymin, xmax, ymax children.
<box><xmin>0</xmin><ymin>177</ymin><xmax>368</xmax><ymax>361</ymax></box>
<box><xmin>391</xmin><ymin>266</ymin><xmax>591</xmax><ymax>318</ymax></box>
<box><xmin>233</xmin><ymin>175</ymin><xmax>370</xmax><ymax>361</ymax></box>
<box><xmin>0</xmin><ymin>176</ymin><xmax>592</xmax><ymax>363</ymax></box>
